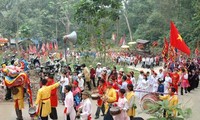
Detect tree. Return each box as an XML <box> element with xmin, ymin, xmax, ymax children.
<box><xmin>74</xmin><ymin>0</ymin><xmax>122</xmax><ymax>62</ymax></box>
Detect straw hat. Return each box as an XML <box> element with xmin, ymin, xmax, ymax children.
<box><xmin>89</xmin><ymin>65</ymin><xmax>93</xmax><ymax>68</ymax></box>
<box><xmin>78</xmin><ymin>74</ymin><xmax>82</xmax><ymax>77</ymax></box>
<box><xmin>102</xmin><ymin>67</ymin><xmax>107</xmax><ymax>71</ymax></box>
<box><xmin>82</xmin><ymin>91</ymin><xmax>91</xmax><ymax>97</ymax></box>
<box><xmin>119</xmin><ymin>68</ymin><xmax>124</xmax><ymax>72</ymax></box>
<box><xmin>97</xmin><ymin>62</ymin><xmax>101</xmax><ymax>65</ymax></box>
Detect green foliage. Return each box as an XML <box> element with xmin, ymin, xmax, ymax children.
<box><xmin>0</xmin><ymin>0</ymin><xmax>199</xmax><ymax>54</ymax></box>
<box><xmin>146</xmin><ymin>100</ymin><xmax>192</xmax><ymax>120</ymax></box>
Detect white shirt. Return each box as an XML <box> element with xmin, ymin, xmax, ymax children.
<box><xmin>183</xmin><ymin>73</ymin><xmax>188</xmax><ymax>79</ymax></box>
<box><xmin>80</xmin><ymin>98</ymin><xmax>92</xmax><ymax>120</ymax></box>
<box><xmin>131</xmin><ymin>77</ymin><xmax>136</xmax><ymax>87</ymax></box>
<box><xmin>96</xmin><ymin>67</ymin><xmax>102</xmax><ymax>77</ymax></box>
<box><xmin>61</xmin><ymin>76</ymin><xmax>69</xmax><ymax>93</ymax></box>
<box><xmin>137</xmin><ymin>74</ymin><xmax>144</xmax><ymax>86</ymax></box>
<box><xmin>142</xmin><ymin>58</ymin><xmax>145</xmax><ymax>62</ymax></box>
<box><xmin>164</xmin><ymin>76</ymin><xmax>172</xmax><ymax>93</ymax></box>
<box><xmin>77</xmin><ymin>78</ymin><xmax>84</xmax><ymax>91</ymax></box>
<box><xmin>145</xmin><ymin>57</ymin><xmax>150</xmax><ymax>65</ymax></box>
<box><xmin>150</xmin><ymin>58</ymin><xmax>154</xmax><ymax>64</ymax></box>
<box><xmin>157</xmin><ymin>72</ymin><xmax>164</xmax><ymax>79</ymax></box>
<box><xmin>121</xmin><ymin>81</ymin><xmax>128</xmax><ymax>90</ymax></box>
<box><xmin>64</xmin><ymin>91</ymin><xmax>76</xmax><ymax>120</ymax></box>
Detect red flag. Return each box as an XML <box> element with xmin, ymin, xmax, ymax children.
<box><xmin>152</xmin><ymin>41</ymin><xmax>158</xmax><ymax>47</ymax></box>
<box><xmin>33</xmin><ymin>45</ymin><xmax>37</xmax><ymax>53</ymax></box>
<box><xmin>49</xmin><ymin>42</ymin><xmax>53</xmax><ymax>50</ymax></box>
<box><xmin>168</xmin><ymin>44</ymin><xmax>176</xmax><ymax>62</ymax></box>
<box><xmin>162</xmin><ymin>37</ymin><xmax>169</xmax><ymax>63</ymax></box>
<box><xmin>54</xmin><ymin>41</ymin><xmax>58</xmax><ymax>51</ymax></box>
<box><xmin>46</xmin><ymin>42</ymin><xmax>49</xmax><ymax>50</ymax></box>
<box><xmin>41</xmin><ymin>43</ymin><xmax>46</xmax><ymax>55</ymax></box>
<box><xmin>195</xmin><ymin>48</ymin><xmax>199</xmax><ymax>57</ymax></box>
<box><xmin>170</xmin><ymin>21</ymin><xmax>190</xmax><ymax>56</ymax></box>
<box><xmin>119</xmin><ymin>35</ymin><xmax>125</xmax><ymax>46</ymax></box>
<box><xmin>112</xmin><ymin>33</ymin><xmax>117</xmax><ymax>42</ymax></box>
<box><xmin>29</xmin><ymin>45</ymin><xmax>33</xmax><ymax>53</ymax></box>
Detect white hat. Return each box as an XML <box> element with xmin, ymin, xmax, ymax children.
<box><xmin>78</xmin><ymin>74</ymin><xmax>82</xmax><ymax>77</ymax></box>
<box><xmin>119</xmin><ymin>68</ymin><xmax>124</xmax><ymax>72</ymax></box>
<box><xmin>97</xmin><ymin>62</ymin><xmax>101</xmax><ymax>65</ymax></box>
<box><xmin>102</xmin><ymin>67</ymin><xmax>107</xmax><ymax>71</ymax></box>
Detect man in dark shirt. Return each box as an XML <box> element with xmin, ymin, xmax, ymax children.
<box><xmin>157</xmin><ymin>78</ymin><xmax>164</xmax><ymax>95</ymax></box>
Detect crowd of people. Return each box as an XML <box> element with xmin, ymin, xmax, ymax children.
<box><xmin>0</xmin><ymin>52</ymin><xmax>199</xmax><ymax>120</ymax></box>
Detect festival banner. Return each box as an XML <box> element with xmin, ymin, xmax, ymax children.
<box><xmin>29</xmin><ymin>45</ymin><xmax>33</xmax><ymax>54</ymax></box>
<box><xmin>152</xmin><ymin>41</ymin><xmax>158</xmax><ymax>47</ymax></box>
<box><xmin>195</xmin><ymin>48</ymin><xmax>199</xmax><ymax>57</ymax></box>
<box><xmin>112</xmin><ymin>33</ymin><xmax>117</xmax><ymax>42</ymax></box>
<box><xmin>41</xmin><ymin>43</ymin><xmax>46</xmax><ymax>55</ymax></box>
<box><xmin>119</xmin><ymin>34</ymin><xmax>125</xmax><ymax>46</ymax></box>
<box><xmin>168</xmin><ymin>44</ymin><xmax>176</xmax><ymax>62</ymax></box>
<box><xmin>49</xmin><ymin>42</ymin><xmax>53</xmax><ymax>51</ymax></box>
<box><xmin>32</xmin><ymin>45</ymin><xmax>37</xmax><ymax>53</ymax></box>
<box><xmin>54</xmin><ymin>41</ymin><xmax>58</xmax><ymax>51</ymax></box>
<box><xmin>46</xmin><ymin>42</ymin><xmax>49</xmax><ymax>50</ymax></box>
<box><xmin>162</xmin><ymin>37</ymin><xmax>169</xmax><ymax>63</ymax></box>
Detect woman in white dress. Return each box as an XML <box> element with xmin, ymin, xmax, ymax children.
<box><xmin>164</xmin><ymin>73</ymin><xmax>172</xmax><ymax>93</ymax></box>
<box><xmin>112</xmin><ymin>89</ymin><xmax>129</xmax><ymax>120</ymax></box>
<box><xmin>64</xmin><ymin>85</ymin><xmax>76</xmax><ymax>120</ymax></box>
<box><xmin>137</xmin><ymin>71</ymin><xmax>144</xmax><ymax>87</ymax></box>
<box><xmin>136</xmin><ymin>75</ymin><xmax>149</xmax><ymax>100</ymax></box>
<box><xmin>60</xmin><ymin>72</ymin><xmax>69</xmax><ymax>104</ymax></box>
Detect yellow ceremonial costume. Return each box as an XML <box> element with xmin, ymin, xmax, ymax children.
<box><xmin>126</xmin><ymin>91</ymin><xmax>136</xmax><ymax>117</ymax></box>
<box><xmin>35</xmin><ymin>82</ymin><xmax>59</xmax><ymax>117</ymax></box>
<box><xmin>104</xmin><ymin>88</ymin><xmax>117</xmax><ymax>114</ymax></box>
<box><xmin>83</xmin><ymin>67</ymin><xmax>90</xmax><ymax>82</ymax></box>
<box><xmin>159</xmin><ymin>95</ymin><xmax>178</xmax><ymax>117</ymax></box>
<box><xmin>13</xmin><ymin>86</ymin><xmax>24</xmax><ymax>110</ymax></box>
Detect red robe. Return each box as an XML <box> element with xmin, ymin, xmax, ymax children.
<box><xmin>117</xmin><ymin>75</ymin><xmax>123</xmax><ymax>85</ymax></box>
<box><xmin>101</xmin><ymin>73</ymin><xmax>108</xmax><ymax>82</ymax></box>
<box><xmin>126</xmin><ymin>79</ymin><xmax>132</xmax><ymax>85</ymax></box>
<box><xmin>170</xmin><ymin>72</ymin><xmax>180</xmax><ymax>93</ymax></box>
<box><xmin>97</xmin><ymin>84</ymin><xmax>107</xmax><ymax>106</ymax></box>
<box><xmin>112</xmin><ymin>81</ymin><xmax>119</xmax><ymax>102</ymax></box>
<box><xmin>90</xmin><ymin>68</ymin><xmax>96</xmax><ymax>79</ymax></box>
<box><xmin>47</xmin><ymin>78</ymin><xmax>58</xmax><ymax>107</ymax></box>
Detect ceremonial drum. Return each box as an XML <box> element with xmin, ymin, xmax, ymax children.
<box><xmin>110</xmin><ymin>106</ymin><xmax>121</xmax><ymax>115</ymax></box>
<box><xmin>11</xmin><ymin>87</ymin><xmax>19</xmax><ymax>95</ymax></box>
<box><xmin>140</xmin><ymin>93</ymin><xmax>160</xmax><ymax>114</ymax></box>
<box><xmin>28</xmin><ymin>107</ymin><xmax>36</xmax><ymax>117</ymax></box>
<box><xmin>91</xmin><ymin>93</ymin><xmax>100</xmax><ymax>100</ymax></box>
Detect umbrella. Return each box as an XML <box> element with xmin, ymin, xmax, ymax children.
<box><xmin>121</xmin><ymin>45</ymin><xmax>130</xmax><ymax>49</ymax></box>
<box><xmin>128</xmin><ymin>41</ymin><xmax>136</xmax><ymax>45</ymax></box>
<box><xmin>0</xmin><ymin>38</ymin><xmax>8</xmax><ymax>43</ymax></box>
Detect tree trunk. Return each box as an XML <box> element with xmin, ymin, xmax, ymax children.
<box><xmin>123</xmin><ymin>13</ymin><xmax>133</xmax><ymax>42</ymax></box>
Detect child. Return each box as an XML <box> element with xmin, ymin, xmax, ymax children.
<box><xmin>77</xmin><ymin>91</ymin><xmax>92</xmax><ymax>120</ymax></box>
<box><xmin>64</xmin><ymin>85</ymin><xmax>76</xmax><ymax>120</ymax></box>
<box><xmin>112</xmin><ymin>89</ymin><xmax>129</xmax><ymax>120</ymax></box>
<box><xmin>157</xmin><ymin>78</ymin><xmax>164</xmax><ymax>95</ymax></box>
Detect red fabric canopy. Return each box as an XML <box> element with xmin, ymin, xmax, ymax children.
<box><xmin>0</xmin><ymin>38</ymin><xmax>8</xmax><ymax>43</ymax></box>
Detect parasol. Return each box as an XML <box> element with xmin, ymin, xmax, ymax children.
<box><xmin>0</xmin><ymin>38</ymin><xmax>8</xmax><ymax>43</ymax></box>
<box><xmin>121</xmin><ymin>45</ymin><xmax>130</xmax><ymax>49</ymax></box>
<box><xmin>128</xmin><ymin>41</ymin><xmax>136</xmax><ymax>45</ymax></box>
